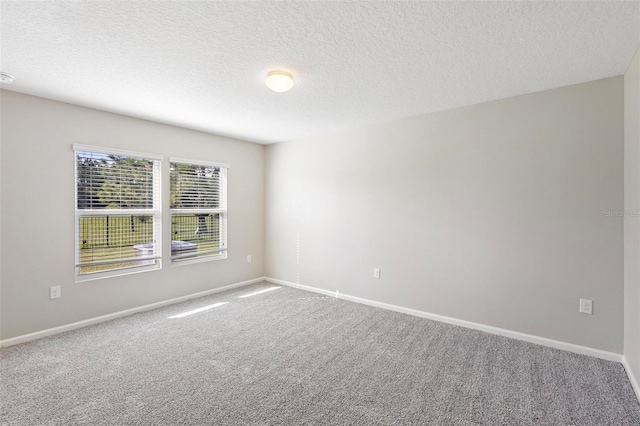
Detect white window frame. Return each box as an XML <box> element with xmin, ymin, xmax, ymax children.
<box><xmin>169</xmin><ymin>157</ymin><xmax>229</xmax><ymax>265</ymax></box>
<box><xmin>74</xmin><ymin>144</ymin><xmax>163</xmax><ymax>281</ymax></box>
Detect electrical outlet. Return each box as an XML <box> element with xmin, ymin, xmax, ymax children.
<box><xmin>373</xmin><ymin>268</ymin><xmax>381</xmax><ymax>279</ymax></box>
<box><xmin>579</xmin><ymin>298</ymin><xmax>593</xmax><ymax>315</ymax></box>
<box><xmin>247</xmin><ymin>255</ymin><xmax>252</xmax><ymax>263</ymax></box>
<box><xmin>50</xmin><ymin>286</ymin><xmax>61</xmax><ymax>299</ymax></box>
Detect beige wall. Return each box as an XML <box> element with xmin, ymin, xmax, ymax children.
<box><xmin>0</xmin><ymin>90</ymin><xmax>265</xmax><ymax>339</ymax></box>
<box><xmin>625</xmin><ymin>47</ymin><xmax>640</xmax><ymax>388</ymax></box>
<box><xmin>0</xmin><ymin>75</ymin><xmax>629</xmax><ymax>357</ymax></box>
<box><xmin>266</xmin><ymin>77</ymin><xmax>624</xmax><ymax>353</ymax></box>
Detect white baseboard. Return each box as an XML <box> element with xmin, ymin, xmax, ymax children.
<box><xmin>622</xmin><ymin>356</ymin><xmax>640</xmax><ymax>403</ymax></box>
<box><xmin>266</xmin><ymin>277</ymin><xmax>622</xmax><ymax>363</ymax></box>
<box><xmin>0</xmin><ymin>277</ymin><xmax>266</xmax><ymax>348</ymax></box>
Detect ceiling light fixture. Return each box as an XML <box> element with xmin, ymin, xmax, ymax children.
<box><xmin>265</xmin><ymin>70</ymin><xmax>294</xmax><ymax>93</ymax></box>
<box><xmin>0</xmin><ymin>72</ymin><xmax>15</xmax><ymax>84</ymax></box>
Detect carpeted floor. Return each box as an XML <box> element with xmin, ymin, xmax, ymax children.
<box><xmin>1</xmin><ymin>282</ymin><xmax>639</xmax><ymax>425</ymax></box>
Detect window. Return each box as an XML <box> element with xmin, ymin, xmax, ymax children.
<box><xmin>170</xmin><ymin>158</ymin><xmax>228</xmax><ymax>262</ymax></box>
<box><xmin>74</xmin><ymin>145</ymin><xmax>162</xmax><ymax>280</ymax></box>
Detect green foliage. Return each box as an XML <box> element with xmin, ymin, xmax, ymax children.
<box><xmin>170</xmin><ymin>163</ymin><xmax>220</xmax><ymax>209</ymax></box>
<box><xmin>77</xmin><ymin>155</ymin><xmax>222</xmax><ymax>211</ymax></box>
<box><xmin>76</xmin><ymin>153</ymin><xmax>154</xmax><ymax>209</ymax></box>
<box><xmin>76</xmin><ymin>156</ymin><xmax>104</xmax><ymax>209</ymax></box>
<box><xmin>98</xmin><ymin>155</ymin><xmax>153</xmax><ymax>209</ymax></box>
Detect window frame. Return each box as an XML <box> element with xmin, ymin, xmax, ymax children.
<box><xmin>73</xmin><ymin>144</ymin><xmax>163</xmax><ymax>282</ymax></box>
<box><xmin>169</xmin><ymin>157</ymin><xmax>229</xmax><ymax>265</ymax></box>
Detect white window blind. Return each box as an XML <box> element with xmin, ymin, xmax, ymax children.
<box><xmin>74</xmin><ymin>145</ymin><xmax>162</xmax><ymax>279</ymax></box>
<box><xmin>170</xmin><ymin>159</ymin><xmax>228</xmax><ymax>261</ymax></box>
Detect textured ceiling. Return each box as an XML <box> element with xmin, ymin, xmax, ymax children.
<box><xmin>1</xmin><ymin>1</ymin><xmax>639</xmax><ymax>144</ymax></box>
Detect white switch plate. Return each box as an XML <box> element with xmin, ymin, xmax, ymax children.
<box><xmin>579</xmin><ymin>298</ymin><xmax>592</xmax><ymax>315</ymax></box>
<box><xmin>247</xmin><ymin>255</ymin><xmax>252</xmax><ymax>263</ymax></box>
<box><xmin>373</xmin><ymin>268</ymin><xmax>381</xmax><ymax>279</ymax></box>
<box><xmin>50</xmin><ymin>286</ymin><xmax>61</xmax><ymax>299</ymax></box>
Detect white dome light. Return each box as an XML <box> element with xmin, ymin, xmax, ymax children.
<box><xmin>265</xmin><ymin>70</ymin><xmax>294</xmax><ymax>93</ymax></box>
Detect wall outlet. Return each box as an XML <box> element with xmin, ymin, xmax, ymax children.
<box><xmin>373</xmin><ymin>268</ymin><xmax>381</xmax><ymax>279</ymax></box>
<box><xmin>247</xmin><ymin>255</ymin><xmax>252</xmax><ymax>263</ymax></box>
<box><xmin>50</xmin><ymin>286</ymin><xmax>61</xmax><ymax>299</ymax></box>
<box><xmin>579</xmin><ymin>298</ymin><xmax>593</xmax><ymax>315</ymax></box>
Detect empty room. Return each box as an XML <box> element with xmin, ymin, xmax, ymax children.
<box><xmin>1</xmin><ymin>1</ymin><xmax>640</xmax><ymax>424</ymax></box>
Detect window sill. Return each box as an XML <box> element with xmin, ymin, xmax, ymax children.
<box><xmin>75</xmin><ymin>262</ymin><xmax>162</xmax><ymax>283</ymax></box>
<box><xmin>170</xmin><ymin>253</ymin><xmax>227</xmax><ymax>268</ymax></box>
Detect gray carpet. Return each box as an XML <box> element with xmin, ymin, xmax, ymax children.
<box><xmin>1</xmin><ymin>282</ymin><xmax>639</xmax><ymax>425</ymax></box>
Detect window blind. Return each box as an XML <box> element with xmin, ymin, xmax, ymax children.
<box><xmin>170</xmin><ymin>159</ymin><xmax>228</xmax><ymax>261</ymax></box>
<box><xmin>74</xmin><ymin>145</ymin><xmax>162</xmax><ymax>276</ymax></box>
